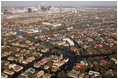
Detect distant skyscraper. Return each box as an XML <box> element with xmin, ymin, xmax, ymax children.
<box><xmin>28</xmin><ymin>8</ymin><xmax>33</xmax><ymax>13</ymax></box>
<box><xmin>3</xmin><ymin>9</ymin><xmax>9</xmax><ymax>14</ymax></box>
<box><xmin>40</xmin><ymin>2</ymin><xmax>51</xmax><ymax>11</ymax></box>
<box><xmin>34</xmin><ymin>3</ymin><xmax>39</xmax><ymax>9</ymax></box>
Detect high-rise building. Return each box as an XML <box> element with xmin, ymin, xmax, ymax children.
<box><xmin>28</xmin><ymin>8</ymin><xmax>33</xmax><ymax>13</ymax></box>
<box><xmin>40</xmin><ymin>3</ymin><xmax>51</xmax><ymax>11</ymax></box>
<box><xmin>3</xmin><ymin>9</ymin><xmax>10</xmax><ymax>14</ymax></box>
<box><xmin>34</xmin><ymin>3</ymin><xmax>39</xmax><ymax>9</ymax></box>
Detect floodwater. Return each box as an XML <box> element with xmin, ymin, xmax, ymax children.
<box><xmin>1</xmin><ymin>28</ymin><xmax>116</xmax><ymax>78</ymax></box>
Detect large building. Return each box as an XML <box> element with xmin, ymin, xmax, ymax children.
<box><xmin>40</xmin><ymin>3</ymin><xmax>51</xmax><ymax>11</ymax></box>
<box><xmin>28</xmin><ymin>8</ymin><xmax>33</xmax><ymax>13</ymax></box>
<box><xmin>63</xmin><ymin>38</ymin><xmax>74</xmax><ymax>46</ymax></box>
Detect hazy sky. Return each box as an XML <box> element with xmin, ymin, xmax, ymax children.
<box><xmin>1</xmin><ymin>1</ymin><xmax>117</xmax><ymax>7</ymax></box>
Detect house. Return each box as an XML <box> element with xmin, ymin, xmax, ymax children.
<box><xmin>80</xmin><ymin>61</ymin><xmax>88</xmax><ymax>66</ymax></box>
<box><xmin>43</xmin><ymin>73</ymin><xmax>51</xmax><ymax>78</ymax></box>
<box><xmin>18</xmin><ymin>75</ymin><xmax>27</xmax><ymax>78</ymax></box>
<box><xmin>29</xmin><ymin>42</ymin><xmax>34</xmax><ymax>45</ymax></box>
<box><xmin>94</xmin><ymin>61</ymin><xmax>98</xmax><ymax>65</ymax></box>
<box><xmin>101</xmin><ymin>60</ymin><xmax>108</xmax><ymax>64</ymax></box>
<box><xmin>99</xmin><ymin>44</ymin><xmax>103</xmax><ymax>47</ymax></box>
<box><xmin>39</xmin><ymin>58</ymin><xmax>48</xmax><ymax>65</ymax></box>
<box><xmin>59</xmin><ymin>54</ymin><xmax>63</xmax><ymax>60</ymax></box>
<box><xmin>67</xmin><ymin>27</ymin><xmax>73</xmax><ymax>31</ymax></box>
<box><xmin>63</xmin><ymin>43</ymin><xmax>69</xmax><ymax>46</ymax></box>
<box><xmin>70</xmin><ymin>47</ymin><xmax>78</xmax><ymax>52</ymax></box>
<box><xmin>76</xmin><ymin>50</ymin><xmax>80</xmax><ymax>55</ymax></box>
<box><xmin>89</xmin><ymin>70</ymin><xmax>100</xmax><ymax>77</ymax></box>
<box><xmin>105</xmin><ymin>69</ymin><xmax>114</xmax><ymax>76</ymax></box>
<box><xmin>4</xmin><ymin>69</ymin><xmax>14</xmax><ymax>75</ymax></box>
<box><xmin>88</xmin><ymin>38</ymin><xmax>93</xmax><ymax>42</ymax></box>
<box><xmin>29</xmin><ymin>46</ymin><xmax>35</xmax><ymax>49</ymax></box>
<box><xmin>15</xmin><ymin>53</ymin><xmax>20</xmax><ymax>57</ymax></box>
<box><xmin>2</xmin><ymin>60</ymin><xmax>10</xmax><ymax>66</ymax></box>
<box><xmin>77</xmin><ymin>40</ymin><xmax>83</xmax><ymax>44</ymax></box>
<box><xmin>111</xmin><ymin>58</ymin><xmax>117</xmax><ymax>64</ymax></box>
<box><xmin>16</xmin><ymin>48</ymin><xmax>20</xmax><ymax>52</ymax></box>
<box><xmin>9</xmin><ymin>64</ymin><xmax>23</xmax><ymax>72</ymax></box>
<box><xmin>63</xmin><ymin>38</ymin><xmax>74</xmax><ymax>46</ymax></box>
<box><xmin>53</xmin><ymin>61</ymin><xmax>64</xmax><ymax>67</ymax></box>
<box><xmin>22</xmin><ymin>60</ymin><xmax>29</xmax><ymax>65</ymax></box>
<box><xmin>91</xmin><ymin>75</ymin><xmax>95</xmax><ymax>78</ymax></box>
<box><xmin>79</xmin><ymin>73</ymin><xmax>85</xmax><ymax>78</ymax></box>
<box><xmin>11</xmin><ymin>42</ymin><xmax>19</xmax><ymax>46</ymax></box>
<box><xmin>13</xmin><ymin>65</ymin><xmax>23</xmax><ymax>72</ymax></box>
<box><xmin>41</xmin><ymin>48</ymin><xmax>49</xmax><ymax>53</ymax></box>
<box><xmin>84</xmin><ymin>75</ymin><xmax>89</xmax><ymax>78</ymax></box>
<box><xmin>10</xmin><ymin>31</ymin><xmax>17</xmax><ymax>35</ymax></box>
<box><xmin>36</xmin><ymin>70</ymin><xmax>44</xmax><ymax>78</ymax></box>
<box><xmin>75</xmin><ymin>63</ymin><xmax>82</xmax><ymax>68</ymax></box>
<box><xmin>21</xmin><ymin>72</ymin><xmax>28</xmax><ymax>78</ymax></box>
<box><xmin>42</xmin><ymin>22</ymin><xmax>51</xmax><ymax>25</ymax></box>
<box><xmin>26</xmin><ymin>40</ymin><xmax>31</xmax><ymax>43</ymax></box>
<box><xmin>2</xmin><ymin>21</ymin><xmax>8</xmax><ymax>25</ymax></box>
<box><xmin>88</xmin><ymin>61</ymin><xmax>93</xmax><ymax>67</ymax></box>
<box><xmin>44</xmin><ymin>65</ymin><xmax>49</xmax><ymax>70</ymax></box>
<box><xmin>57</xmin><ymin>41</ymin><xmax>66</xmax><ymax>46</ymax></box>
<box><xmin>83</xmin><ymin>45</ymin><xmax>88</xmax><ymax>49</ymax></box>
<box><xmin>68</xmin><ymin>70</ymin><xmax>80</xmax><ymax>78</ymax></box>
<box><xmin>1</xmin><ymin>73</ymin><xmax>8</xmax><ymax>78</ymax></box>
<box><xmin>17</xmin><ymin>56</ymin><xmax>23</xmax><ymax>63</ymax></box>
<box><xmin>2</xmin><ymin>52</ymin><xmax>9</xmax><ymax>57</ymax></box>
<box><xmin>51</xmin><ymin>66</ymin><xmax>58</xmax><ymax>72</ymax></box>
<box><xmin>7</xmin><ymin>56</ymin><xmax>15</xmax><ymax>61</ymax></box>
<box><xmin>25</xmin><ymin>67</ymin><xmax>35</xmax><ymax>74</ymax></box>
<box><xmin>27</xmin><ymin>57</ymin><xmax>35</xmax><ymax>62</ymax></box>
<box><xmin>52</xmin><ymin>23</ymin><xmax>61</xmax><ymax>27</ymax></box>
<box><xmin>34</xmin><ymin>63</ymin><xmax>41</xmax><ymax>68</ymax></box>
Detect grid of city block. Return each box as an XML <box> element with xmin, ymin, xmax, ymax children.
<box><xmin>1</xmin><ymin>1</ymin><xmax>117</xmax><ymax>78</ymax></box>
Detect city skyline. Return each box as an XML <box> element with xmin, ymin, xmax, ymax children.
<box><xmin>1</xmin><ymin>1</ymin><xmax>117</xmax><ymax>78</ymax></box>
<box><xmin>1</xmin><ymin>1</ymin><xmax>117</xmax><ymax>8</ymax></box>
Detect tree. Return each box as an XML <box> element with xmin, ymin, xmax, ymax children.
<box><xmin>51</xmin><ymin>73</ymin><xmax>56</xmax><ymax>77</ymax></box>
<box><xmin>81</xmin><ymin>66</ymin><xmax>87</xmax><ymax>73</ymax></box>
<box><xmin>100</xmin><ymin>68</ymin><xmax>106</xmax><ymax>77</ymax></box>
<box><xmin>51</xmin><ymin>49</ymin><xmax>57</xmax><ymax>53</ymax></box>
<box><xmin>40</xmin><ymin>65</ymin><xmax>44</xmax><ymax>69</ymax></box>
<box><xmin>47</xmin><ymin>70</ymin><xmax>50</xmax><ymax>74</ymax></box>
<box><xmin>28</xmin><ymin>73</ymin><xmax>35</xmax><ymax>78</ymax></box>
<box><xmin>64</xmin><ymin>66</ymin><xmax>68</xmax><ymax>70</ymax></box>
<box><xmin>94</xmin><ymin>64</ymin><xmax>100</xmax><ymax>72</ymax></box>
<box><xmin>57</xmin><ymin>70</ymin><xmax>67</xmax><ymax>78</ymax></box>
<box><xmin>47</xmin><ymin>60</ymin><xmax>53</xmax><ymax>68</ymax></box>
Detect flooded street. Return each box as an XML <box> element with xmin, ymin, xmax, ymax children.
<box><xmin>2</xmin><ymin>26</ymin><xmax>117</xmax><ymax>78</ymax></box>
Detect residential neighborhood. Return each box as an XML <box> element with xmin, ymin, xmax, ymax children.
<box><xmin>1</xmin><ymin>1</ymin><xmax>117</xmax><ymax>78</ymax></box>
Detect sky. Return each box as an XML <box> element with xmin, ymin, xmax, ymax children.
<box><xmin>1</xmin><ymin>1</ymin><xmax>117</xmax><ymax>8</ymax></box>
